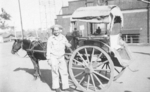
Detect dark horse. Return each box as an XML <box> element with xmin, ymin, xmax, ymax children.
<box><xmin>11</xmin><ymin>39</ymin><xmax>47</xmax><ymax>79</ymax></box>
<box><xmin>11</xmin><ymin>36</ymin><xmax>76</xmax><ymax>79</ymax></box>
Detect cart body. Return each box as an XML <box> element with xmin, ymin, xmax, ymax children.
<box><xmin>67</xmin><ymin>5</ymin><xmax>133</xmax><ymax>92</ymax></box>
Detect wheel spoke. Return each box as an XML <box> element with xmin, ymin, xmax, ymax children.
<box><xmin>72</xmin><ymin>67</ymin><xmax>85</xmax><ymax>70</ymax></box>
<box><xmin>79</xmin><ymin>75</ymin><xmax>85</xmax><ymax>84</ymax></box>
<box><xmin>96</xmin><ymin>52</ymin><xmax>103</xmax><ymax>62</ymax></box>
<box><xmin>90</xmin><ymin>74</ymin><xmax>97</xmax><ymax>91</ymax></box>
<box><xmin>90</xmin><ymin>48</ymin><xmax>95</xmax><ymax>64</ymax></box>
<box><xmin>94</xmin><ymin>69</ymin><xmax>110</xmax><ymax>72</ymax></box>
<box><xmin>87</xmin><ymin>74</ymin><xmax>90</xmax><ymax>90</ymax></box>
<box><xmin>93</xmin><ymin>71</ymin><xmax>110</xmax><ymax>81</ymax></box>
<box><xmin>92</xmin><ymin>48</ymin><xmax>95</xmax><ymax>56</ymax></box>
<box><xmin>101</xmin><ymin>64</ymin><xmax>106</xmax><ymax>69</ymax></box>
<box><xmin>77</xmin><ymin>52</ymin><xmax>88</xmax><ymax>66</ymax></box>
<box><xmin>102</xmin><ymin>60</ymin><xmax>109</xmax><ymax>65</ymax></box>
<box><xmin>73</xmin><ymin>59</ymin><xmax>83</xmax><ymax>65</ymax></box>
<box><xmin>84</xmin><ymin>48</ymin><xmax>90</xmax><ymax>64</ymax></box>
<box><xmin>107</xmin><ymin>64</ymin><xmax>110</xmax><ymax>69</ymax></box>
<box><xmin>92</xmin><ymin>73</ymin><xmax>104</xmax><ymax>88</ymax></box>
<box><xmin>94</xmin><ymin>60</ymin><xmax>109</xmax><ymax>68</ymax></box>
<box><xmin>106</xmin><ymin>64</ymin><xmax>108</xmax><ymax>69</ymax></box>
<box><xmin>74</xmin><ymin>71</ymin><xmax>84</xmax><ymax>78</ymax></box>
<box><xmin>115</xmin><ymin>68</ymin><xmax>120</xmax><ymax>73</ymax></box>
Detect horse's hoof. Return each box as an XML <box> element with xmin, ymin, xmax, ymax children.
<box><xmin>33</xmin><ymin>76</ymin><xmax>38</xmax><ymax>80</ymax></box>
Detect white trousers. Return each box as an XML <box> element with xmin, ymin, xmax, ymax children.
<box><xmin>48</xmin><ymin>55</ymin><xmax>69</xmax><ymax>89</ymax></box>
<box><xmin>110</xmin><ymin>34</ymin><xmax>123</xmax><ymax>50</ymax></box>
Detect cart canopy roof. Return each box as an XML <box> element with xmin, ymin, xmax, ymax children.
<box><xmin>71</xmin><ymin>5</ymin><xmax>123</xmax><ymax>23</ymax></box>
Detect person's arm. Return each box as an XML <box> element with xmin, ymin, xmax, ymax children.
<box><xmin>46</xmin><ymin>37</ymin><xmax>52</xmax><ymax>59</ymax></box>
<box><xmin>64</xmin><ymin>36</ymin><xmax>71</xmax><ymax>48</ymax></box>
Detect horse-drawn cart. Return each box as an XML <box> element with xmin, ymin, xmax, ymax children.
<box><xmin>11</xmin><ymin>5</ymin><xmax>133</xmax><ymax>92</ymax></box>
<box><xmin>66</xmin><ymin>5</ymin><xmax>133</xmax><ymax>92</ymax></box>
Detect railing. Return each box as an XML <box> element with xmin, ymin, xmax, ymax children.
<box><xmin>122</xmin><ymin>34</ymin><xmax>140</xmax><ymax>43</ymax></box>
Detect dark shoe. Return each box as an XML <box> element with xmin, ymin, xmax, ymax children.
<box><xmin>55</xmin><ymin>88</ymin><xmax>61</xmax><ymax>92</ymax></box>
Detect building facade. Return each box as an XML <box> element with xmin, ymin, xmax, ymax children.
<box><xmin>56</xmin><ymin>0</ymin><xmax>150</xmax><ymax>43</ymax></box>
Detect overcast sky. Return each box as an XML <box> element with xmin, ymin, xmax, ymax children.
<box><xmin>0</xmin><ymin>0</ymin><xmax>76</xmax><ymax>31</ymax></box>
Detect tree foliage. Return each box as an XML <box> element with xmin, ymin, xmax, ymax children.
<box><xmin>0</xmin><ymin>8</ymin><xmax>11</xmax><ymax>29</ymax></box>
<box><xmin>0</xmin><ymin>8</ymin><xmax>11</xmax><ymax>20</ymax></box>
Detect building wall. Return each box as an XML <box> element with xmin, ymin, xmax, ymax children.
<box><xmin>57</xmin><ymin>0</ymin><xmax>87</xmax><ymax>35</ymax></box>
<box><xmin>109</xmin><ymin>0</ymin><xmax>147</xmax><ymax>9</ymax></box>
<box><xmin>108</xmin><ymin>0</ymin><xmax>149</xmax><ymax>43</ymax></box>
<box><xmin>123</xmin><ymin>11</ymin><xmax>148</xmax><ymax>43</ymax></box>
<box><xmin>57</xmin><ymin>15</ymin><xmax>71</xmax><ymax>35</ymax></box>
<box><xmin>62</xmin><ymin>7</ymin><xmax>69</xmax><ymax>15</ymax></box>
<box><xmin>68</xmin><ymin>0</ymin><xmax>86</xmax><ymax>14</ymax></box>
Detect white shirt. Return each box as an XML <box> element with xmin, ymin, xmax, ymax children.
<box><xmin>46</xmin><ymin>34</ymin><xmax>71</xmax><ymax>59</ymax></box>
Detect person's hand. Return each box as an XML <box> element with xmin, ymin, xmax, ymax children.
<box><xmin>46</xmin><ymin>54</ymin><xmax>51</xmax><ymax>60</ymax></box>
<box><xmin>47</xmin><ymin>59</ymin><xmax>52</xmax><ymax>67</ymax></box>
<box><xmin>66</xmin><ymin>42</ymin><xmax>71</xmax><ymax>48</ymax></box>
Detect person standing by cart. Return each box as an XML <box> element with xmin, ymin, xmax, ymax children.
<box><xmin>46</xmin><ymin>25</ymin><xmax>72</xmax><ymax>92</ymax></box>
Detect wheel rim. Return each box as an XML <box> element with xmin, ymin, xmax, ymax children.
<box><xmin>69</xmin><ymin>46</ymin><xmax>114</xmax><ymax>92</ymax></box>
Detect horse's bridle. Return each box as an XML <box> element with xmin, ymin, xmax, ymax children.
<box><xmin>11</xmin><ymin>40</ymin><xmax>22</xmax><ymax>55</ymax></box>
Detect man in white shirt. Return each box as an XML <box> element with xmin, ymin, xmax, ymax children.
<box><xmin>46</xmin><ymin>25</ymin><xmax>71</xmax><ymax>92</ymax></box>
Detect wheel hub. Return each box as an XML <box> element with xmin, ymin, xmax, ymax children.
<box><xmin>84</xmin><ymin>66</ymin><xmax>94</xmax><ymax>74</ymax></box>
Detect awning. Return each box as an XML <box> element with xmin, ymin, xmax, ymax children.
<box><xmin>71</xmin><ymin>5</ymin><xmax>123</xmax><ymax>23</ymax></box>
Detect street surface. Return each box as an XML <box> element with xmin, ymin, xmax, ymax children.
<box><xmin>0</xmin><ymin>42</ymin><xmax>150</xmax><ymax>92</ymax></box>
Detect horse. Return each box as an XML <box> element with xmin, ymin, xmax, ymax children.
<box><xmin>11</xmin><ymin>39</ymin><xmax>47</xmax><ymax>79</ymax></box>
<box><xmin>11</xmin><ymin>36</ymin><xmax>75</xmax><ymax>79</ymax></box>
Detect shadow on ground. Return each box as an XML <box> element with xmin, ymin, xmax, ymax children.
<box><xmin>14</xmin><ymin>68</ymin><xmax>53</xmax><ymax>89</ymax></box>
<box><xmin>134</xmin><ymin>52</ymin><xmax>150</xmax><ymax>56</ymax></box>
<box><xmin>14</xmin><ymin>68</ymin><xmax>82</xmax><ymax>92</ymax></box>
<box><xmin>124</xmin><ymin>91</ymin><xmax>132</xmax><ymax>92</ymax></box>
<box><xmin>148</xmin><ymin>77</ymin><xmax>150</xmax><ymax>80</ymax></box>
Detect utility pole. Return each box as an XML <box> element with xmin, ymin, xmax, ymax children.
<box><xmin>18</xmin><ymin>0</ymin><xmax>24</xmax><ymax>39</ymax></box>
<box><xmin>44</xmin><ymin>4</ymin><xmax>48</xmax><ymax>30</ymax></box>
<box><xmin>147</xmin><ymin>3</ymin><xmax>150</xmax><ymax>43</ymax></box>
<box><xmin>38</xmin><ymin>0</ymin><xmax>42</xmax><ymax>30</ymax></box>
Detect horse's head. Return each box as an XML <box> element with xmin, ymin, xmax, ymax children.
<box><xmin>11</xmin><ymin>39</ymin><xmax>22</xmax><ymax>54</ymax></box>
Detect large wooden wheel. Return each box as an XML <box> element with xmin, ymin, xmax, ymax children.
<box><xmin>69</xmin><ymin>46</ymin><xmax>114</xmax><ymax>92</ymax></box>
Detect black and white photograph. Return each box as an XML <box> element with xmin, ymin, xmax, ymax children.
<box><xmin>0</xmin><ymin>0</ymin><xmax>150</xmax><ymax>92</ymax></box>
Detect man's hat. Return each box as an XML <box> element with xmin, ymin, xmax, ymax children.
<box><xmin>50</xmin><ymin>24</ymin><xmax>62</xmax><ymax>30</ymax></box>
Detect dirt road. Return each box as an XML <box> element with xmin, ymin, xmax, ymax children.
<box><xmin>0</xmin><ymin>42</ymin><xmax>150</xmax><ymax>92</ymax></box>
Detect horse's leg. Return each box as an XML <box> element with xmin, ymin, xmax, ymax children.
<box><xmin>32</xmin><ymin>59</ymin><xmax>41</xmax><ymax>79</ymax></box>
<box><xmin>35</xmin><ymin>60</ymin><xmax>42</xmax><ymax>78</ymax></box>
<box><xmin>28</xmin><ymin>55</ymin><xmax>40</xmax><ymax>79</ymax></box>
